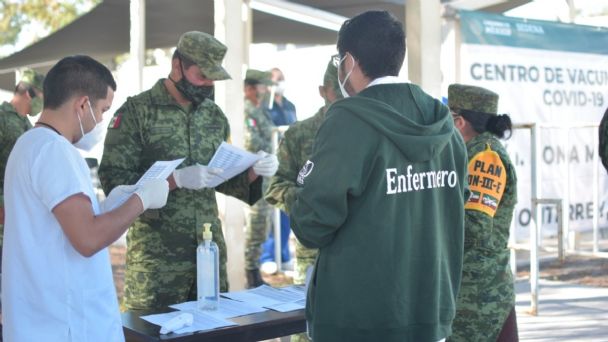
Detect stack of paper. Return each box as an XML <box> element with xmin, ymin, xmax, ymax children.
<box><xmin>222</xmin><ymin>285</ymin><xmax>306</xmax><ymax>312</ymax></box>
<box><xmin>141</xmin><ymin>285</ymin><xmax>306</xmax><ymax>335</ymax></box>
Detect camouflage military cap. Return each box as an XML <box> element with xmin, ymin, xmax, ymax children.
<box><xmin>177</xmin><ymin>31</ymin><xmax>231</xmax><ymax>80</ymax></box>
<box><xmin>323</xmin><ymin>57</ymin><xmax>342</xmax><ymax>99</ymax></box>
<box><xmin>448</xmin><ymin>84</ymin><xmax>498</xmax><ymax>115</ymax></box>
<box><xmin>245</xmin><ymin>69</ymin><xmax>274</xmax><ymax>86</ymax></box>
<box><xmin>20</xmin><ymin>68</ymin><xmax>45</xmax><ymax>91</ymax></box>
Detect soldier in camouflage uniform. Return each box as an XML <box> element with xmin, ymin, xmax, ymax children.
<box><xmin>0</xmin><ymin>69</ymin><xmax>45</xmax><ymax>261</ymax></box>
<box><xmin>99</xmin><ymin>32</ymin><xmax>277</xmax><ymax>311</ymax></box>
<box><xmin>243</xmin><ymin>69</ymin><xmax>275</xmax><ymax>288</ymax></box>
<box><xmin>598</xmin><ymin>106</ymin><xmax>608</xmax><ymax>173</ymax></box>
<box><xmin>448</xmin><ymin>84</ymin><xmax>519</xmax><ymax>342</ymax></box>
<box><xmin>264</xmin><ymin>58</ymin><xmax>341</xmax><ymax>342</ymax></box>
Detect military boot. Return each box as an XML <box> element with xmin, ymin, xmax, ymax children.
<box><xmin>246</xmin><ymin>269</ymin><xmax>268</xmax><ymax>289</ymax></box>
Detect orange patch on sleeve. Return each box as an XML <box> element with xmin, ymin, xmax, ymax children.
<box><xmin>465</xmin><ymin>144</ymin><xmax>507</xmax><ymax>217</ymax></box>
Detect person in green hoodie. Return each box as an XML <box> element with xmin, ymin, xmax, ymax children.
<box><xmin>448</xmin><ymin>84</ymin><xmax>519</xmax><ymax>342</ymax></box>
<box><xmin>290</xmin><ymin>10</ymin><xmax>468</xmax><ymax>342</ymax></box>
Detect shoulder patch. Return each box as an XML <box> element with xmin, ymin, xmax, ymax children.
<box><xmin>108</xmin><ymin>112</ymin><xmax>123</xmax><ymax>129</ymax></box>
<box><xmin>297</xmin><ymin>160</ymin><xmax>314</xmax><ymax>185</ymax></box>
<box><xmin>465</xmin><ymin>144</ymin><xmax>506</xmax><ymax>217</ymax></box>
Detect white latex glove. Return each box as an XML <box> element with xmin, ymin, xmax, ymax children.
<box><xmin>134</xmin><ymin>179</ymin><xmax>169</xmax><ymax>211</ymax></box>
<box><xmin>173</xmin><ymin>164</ymin><xmax>223</xmax><ymax>190</ymax></box>
<box><xmin>253</xmin><ymin>151</ymin><xmax>279</xmax><ymax>177</ymax></box>
<box><xmin>100</xmin><ymin>185</ymin><xmax>138</xmax><ymax>213</ymax></box>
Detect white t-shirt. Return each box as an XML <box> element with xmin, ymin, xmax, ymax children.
<box><xmin>2</xmin><ymin>128</ymin><xmax>124</xmax><ymax>342</ymax></box>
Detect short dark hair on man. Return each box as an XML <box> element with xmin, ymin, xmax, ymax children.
<box><xmin>172</xmin><ymin>49</ymin><xmax>196</xmax><ymax>70</ymax></box>
<box><xmin>43</xmin><ymin>55</ymin><xmax>116</xmax><ymax>109</ymax></box>
<box><xmin>337</xmin><ymin>10</ymin><xmax>405</xmax><ymax>79</ymax></box>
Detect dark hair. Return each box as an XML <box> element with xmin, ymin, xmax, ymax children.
<box><xmin>172</xmin><ymin>50</ymin><xmax>196</xmax><ymax>69</ymax></box>
<box><xmin>458</xmin><ymin>109</ymin><xmax>513</xmax><ymax>139</ymax></box>
<box><xmin>337</xmin><ymin>10</ymin><xmax>405</xmax><ymax>79</ymax></box>
<box><xmin>43</xmin><ymin>55</ymin><xmax>116</xmax><ymax>109</ymax></box>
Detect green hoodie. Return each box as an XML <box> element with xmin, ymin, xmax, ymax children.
<box><xmin>291</xmin><ymin>83</ymin><xmax>468</xmax><ymax>342</ymax></box>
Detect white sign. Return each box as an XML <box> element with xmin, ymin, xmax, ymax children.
<box><xmin>457</xmin><ymin>10</ymin><xmax>608</xmax><ymax>236</ymax></box>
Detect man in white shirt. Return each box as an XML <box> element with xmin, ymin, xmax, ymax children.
<box><xmin>2</xmin><ymin>55</ymin><xmax>169</xmax><ymax>342</ymax></box>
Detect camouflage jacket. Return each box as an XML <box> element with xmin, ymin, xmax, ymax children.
<box><xmin>244</xmin><ymin>99</ymin><xmax>273</xmax><ymax>153</ymax></box>
<box><xmin>451</xmin><ymin>131</ymin><xmax>518</xmax><ymax>341</ymax></box>
<box><xmin>0</xmin><ymin>101</ymin><xmax>32</xmax><ymax>206</ymax></box>
<box><xmin>265</xmin><ymin>107</ymin><xmax>325</xmax><ymax>285</ymax></box>
<box><xmin>98</xmin><ymin>79</ymin><xmax>262</xmax><ymax>273</ymax></box>
<box><xmin>264</xmin><ymin>107</ymin><xmax>325</xmax><ymax>213</ymax></box>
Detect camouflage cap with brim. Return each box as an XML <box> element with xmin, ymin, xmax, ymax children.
<box><xmin>448</xmin><ymin>84</ymin><xmax>498</xmax><ymax>115</ymax></box>
<box><xmin>20</xmin><ymin>68</ymin><xmax>45</xmax><ymax>91</ymax></box>
<box><xmin>323</xmin><ymin>57</ymin><xmax>342</xmax><ymax>99</ymax></box>
<box><xmin>245</xmin><ymin>69</ymin><xmax>274</xmax><ymax>86</ymax></box>
<box><xmin>177</xmin><ymin>31</ymin><xmax>231</xmax><ymax>81</ymax></box>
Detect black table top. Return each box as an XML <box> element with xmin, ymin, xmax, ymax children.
<box><xmin>122</xmin><ymin>308</ymin><xmax>306</xmax><ymax>342</ymax></box>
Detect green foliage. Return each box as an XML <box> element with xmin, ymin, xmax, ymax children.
<box><xmin>0</xmin><ymin>0</ymin><xmax>99</xmax><ymax>49</ymax></box>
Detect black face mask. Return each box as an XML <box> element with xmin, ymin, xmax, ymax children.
<box><xmin>170</xmin><ymin>59</ymin><xmax>214</xmax><ymax>105</ymax></box>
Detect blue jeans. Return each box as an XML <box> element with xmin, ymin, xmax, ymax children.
<box><xmin>259</xmin><ymin>211</ymin><xmax>291</xmax><ymax>263</ymax></box>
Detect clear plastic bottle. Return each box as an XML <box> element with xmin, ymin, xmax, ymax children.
<box><xmin>197</xmin><ymin>223</ymin><xmax>219</xmax><ymax>310</ymax></box>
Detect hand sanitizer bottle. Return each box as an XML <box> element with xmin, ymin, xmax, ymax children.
<box><xmin>197</xmin><ymin>223</ymin><xmax>219</xmax><ymax>310</ymax></box>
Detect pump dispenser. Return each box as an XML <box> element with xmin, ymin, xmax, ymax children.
<box><xmin>197</xmin><ymin>223</ymin><xmax>219</xmax><ymax>310</ymax></box>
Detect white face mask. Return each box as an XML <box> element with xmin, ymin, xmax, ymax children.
<box><xmin>275</xmin><ymin>81</ymin><xmax>287</xmax><ymax>95</ymax></box>
<box><xmin>338</xmin><ymin>54</ymin><xmax>355</xmax><ymax>98</ymax></box>
<box><xmin>74</xmin><ymin>100</ymin><xmax>105</xmax><ymax>151</ymax></box>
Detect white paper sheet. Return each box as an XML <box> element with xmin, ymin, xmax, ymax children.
<box><xmin>103</xmin><ymin>158</ymin><xmax>185</xmax><ymax>212</ymax></box>
<box><xmin>206</xmin><ymin>142</ymin><xmax>262</xmax><ymax>187</ymax></box>
<box><xmin>221</xmin><ymin>285</ymin><xmax>306</xmax><ymax>312</ymax></box>
<box><xmin>141</xmin><ymin>309</ymin><xmax>236</xmax><ymax>335</ymax></box>
<box><xmin>221</xmin><ymin>289</ymin><xmax>283</xmax><ymax>308</ymax></box>
<box><xmin>169</xmin><ymin>297</ymin><xmax>267</xmax><ymax>319</ymax></box>
<box><xmin>135</xmin><ymin>158</ymin><xmax>186</xmax><ymax>186</ymax></box>
<box><xmin>265</xmin><ymin>298</ymin><xmax>306</xmax><ymax>312</ymax></box>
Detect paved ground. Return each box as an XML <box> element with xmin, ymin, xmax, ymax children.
<box><xmin>515</xmin><ymin>279</ymin><xmax>608</xmax><ymax>341</ymax></box>
<box><xmin>516</xmin><ymin>254</ymin><xmax>608</xmax><ymax>287</ymax></box>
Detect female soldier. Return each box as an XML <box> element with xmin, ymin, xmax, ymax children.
<box><xmin>448</xmin><ymin>84</ymin><xmax>519</xmax><ymax>342</ymax></box>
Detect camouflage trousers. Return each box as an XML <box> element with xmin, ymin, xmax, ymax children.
<box><xmin>291</xmin><ymin>238</ymin><xmax>318</xmax><ymax>342</ymax></box>
<box><xmin>124</xmin><ymin>267</ymin><xmax>195</xmax><ymax>311</ymax></box>
<box><xmin>449</xmin><ymin>251</ymin><xmax>514</xmax><ymax>342</ymax></box>
<box><xmin>293</xmin><ymin>239</ymin><xmax>317</xmax><ymax>286</ymax></box>
<box><xmin>244</xmin><ymin>198</ymin><xmax>272</xmax><ymax>270</ymax></box>
<box><xmin>123</xmin><ymin>264</ymin><xmax>230</xmax><ymax>312</ymax></box>
<box><xmin>122</xmin><ymin>216</ymin><xmax>230</xmax><ymax>311</ymax></box>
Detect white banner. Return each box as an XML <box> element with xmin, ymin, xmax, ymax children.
<box><xmin>457</xmin><ymin>11</ymin><xmax>608</xmax><ymax>237</ymax></box>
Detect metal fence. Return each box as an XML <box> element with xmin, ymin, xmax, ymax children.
<box><xmin>509</xmin><ymin>122</ymin><xmax>608</xmax><ymax>315</ymax></box>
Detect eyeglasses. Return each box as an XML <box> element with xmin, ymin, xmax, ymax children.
<box><xmin>331</xmin><ymin>54</ymin><xmax>341</xmax><ymax>68</ymax></box>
